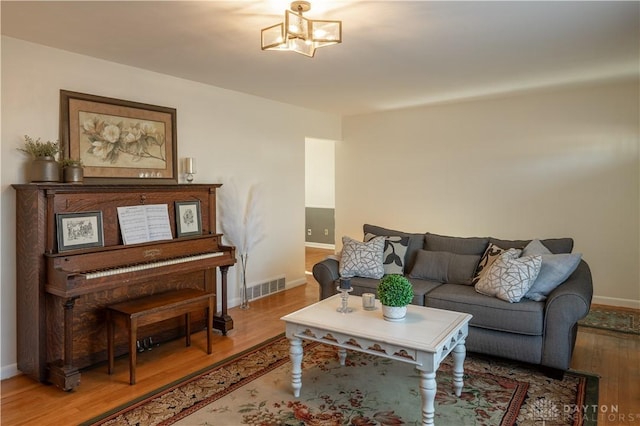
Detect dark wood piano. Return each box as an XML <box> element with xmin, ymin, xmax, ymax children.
<box><xmin>12</xmin><ymin>183</ymin><xmax>236</xmax><ymax>391</ymax></box>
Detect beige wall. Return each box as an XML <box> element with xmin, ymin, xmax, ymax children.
<box><xmin>0</xmin><ymin>37</ymin><xmax>341</xmax><ymax>378</ymax></box>
<box><xmin>339</xmin><ymin>79</ymin><xmax>639</xmax><ymax>308</ymax></box>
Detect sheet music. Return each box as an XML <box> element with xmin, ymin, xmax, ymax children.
<box><xmin>117</xmin><ymin>204</ymin><xmax>173</xmax><ymax>245</ymax></box>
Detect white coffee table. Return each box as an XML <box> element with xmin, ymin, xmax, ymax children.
<box><xmin>281</xmin><ymin>294</ymin><xmax>472</xmax><ymax>426</ymax></box>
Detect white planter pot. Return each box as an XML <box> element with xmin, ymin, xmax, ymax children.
<box><xmin>382</xmin><ymin>305</ymin><xmax>407</xmax><ymax>322</ymax></box>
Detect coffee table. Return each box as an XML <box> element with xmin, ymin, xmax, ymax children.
<box><xmin>281</xmin><ymin>294</ymin><xmax>472</xmax><ymax>426</ymax></box>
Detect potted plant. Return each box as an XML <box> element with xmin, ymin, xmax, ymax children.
<box><xmin>17</xmin><ymin>135</ymin><xmax>61</xmax><ymax>182</ymax></box>
<box><xmin>377</xmin><ymin>274</ymin><xmax>414</xmax><ymax>321</ymax></box>
<box><xmin>61</xmin><ymin>158</ymin><xmax>84</xmax><ymax>183</ymax></box>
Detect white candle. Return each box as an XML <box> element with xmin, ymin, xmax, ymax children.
<box><xmin>362</xmin><ymin>293</ymin><xmax>376</xmax><ymax>310</ymax></box>
<box><xmin>185</xmin><ymin>157</ymin><xmax>194</xmax><ymax>174</ymax></box>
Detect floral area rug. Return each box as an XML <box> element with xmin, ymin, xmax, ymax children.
<box><xmin>578</xmin><ymin>305</ymin><xmax>640</xmax><ymax>335</ymax></box>
<box><xmin>85</xmin><ymin>335</ymin><xmax>598</xmax><ymax>426</ymax></box>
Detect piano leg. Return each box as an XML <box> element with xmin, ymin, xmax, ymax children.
<box><xmin>48</xmin><ymin>297</ymin><xmax>81</xmax><ymax>391</ymax></box>
<box><xmin>213</xmin><ymin>265</ymin><xmax>234</xmax><ymax>335</ymax></box>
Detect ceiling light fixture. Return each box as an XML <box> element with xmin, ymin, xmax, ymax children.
<box><xmin>261</xmin><ymin>1</ymin><xmax>342</xmax><ymax>58</ymax></box>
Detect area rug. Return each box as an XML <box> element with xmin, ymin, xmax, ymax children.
<box><xmin>578</xmin><ymin>305</ymin><xmax>640</xmax><ymax>335</ymax></box>
<box><xmin>84</xmin><ymin>335</ymin><xmax>598</xmax><ymax>426</ymax></box>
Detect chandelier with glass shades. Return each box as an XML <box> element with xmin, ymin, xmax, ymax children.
<box><xmin>261</xmin><ymin>1</ymin><xmax>342</xmax><ymax>57</ymax></box>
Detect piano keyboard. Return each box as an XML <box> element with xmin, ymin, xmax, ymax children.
<box><xmin>84</xmin><ymin>252</ymin><xmax>225</xmax><ymax>280</ymax></box>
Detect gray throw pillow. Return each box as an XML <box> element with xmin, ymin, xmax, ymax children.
<box><xmin>339</xmin><ymin>236</ymin><xmax>385</xmax><ymax>279</ymax></box>
<box><xmin>409</xmin><ymin>250</ymin><xmax>481</xmax><ymax>285</ymax></box>
<box><xmin>364</xmin><ymin>233</ymin><xmax>409</xmax><ymax>275</ymax></box>
<box><xmin>522</xmin><ymin>239</ymin><xmax>582</xmax><ymax>301</ymax></box>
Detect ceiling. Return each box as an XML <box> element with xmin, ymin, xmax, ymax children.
<box><xmin>2</xmin><ymin>1</ymin><xmax>638</xmax><ymax>116</ymax></box>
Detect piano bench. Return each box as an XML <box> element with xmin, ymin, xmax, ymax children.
<box><xmin>106</xmin><ymin>288</ymin><xmax>214</xmax><ymax>385</ymax></box>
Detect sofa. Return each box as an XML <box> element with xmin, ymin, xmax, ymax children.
<box><xmin>312</xmin><ymin>224</ymin><xmax>593</xmax><ymax>376</ymax></box>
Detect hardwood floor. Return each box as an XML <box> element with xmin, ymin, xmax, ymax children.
<box><xmin>1</xmin><ymin>248</ymin><xmax>638</xmax><ymax>425</ymax></box>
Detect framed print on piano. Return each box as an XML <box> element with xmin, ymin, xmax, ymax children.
<box><xmin>175</xmin><ymin>200</ymin><xmax>202</xmax><ymax>237</ymax></box>
<box><xmin>56</xmin><ymin>211</ymin><xmax>105</xmax><ymax>252</ymax></box>
<box><xmin>60</xmin><ymin>90</ymin><xmax>178</xmax><ymax>184</ymax></box>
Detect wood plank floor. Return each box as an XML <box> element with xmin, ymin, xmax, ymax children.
<box><xmin>1</xmin><ymin>247</ymin><xmax>638</xmax><ymax>425</ymax></box>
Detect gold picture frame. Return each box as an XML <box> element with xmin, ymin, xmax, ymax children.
<box><xmin>60</xmin><ymin>90</ymin><xmax>178</xmax><ymax>183</ymax></box>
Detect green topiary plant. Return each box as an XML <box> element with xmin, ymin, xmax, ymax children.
<box><xmin>377</xmin><ymin>274</ymin><xmax>414</xmax><ymax>307</ymax></box>
<box><xmin>18</xmin><ymin>135</ymin><xmax>60</xmax><ymax>158</ymax></box>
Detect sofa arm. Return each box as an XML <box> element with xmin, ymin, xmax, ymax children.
<box><xmin>312</xmin><ymin>258</ymin><xmax>340</xmax><ymax>300</ymax></box>
<box><xmin>541</xmin><ymin>260</ymin><xmax>593</xmax><ymax>370</ymax></box>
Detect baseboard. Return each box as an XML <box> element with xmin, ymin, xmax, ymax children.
<box><xmin>1</xmin><ymin>363</ymin><xmax>20</xmax><ymax>380</ymax></box>
<box><xmin>305</xmin><ymin>242</ymin><xmax>335</xmax><ymax>250</ymax></box>
<box><xmin>592</xmin><ymin>295</ymin><xmax>640</xmax><ymax>310</ymax></box>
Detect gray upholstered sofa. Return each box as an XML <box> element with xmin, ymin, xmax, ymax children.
<box><xmin>312</xmin><ymin>224</ymin><xmax>593</xmax><ymax>376</ymax></box>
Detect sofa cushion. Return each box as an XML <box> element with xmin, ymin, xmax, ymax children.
<box><xmin>425</xmin><ymin>233</ymin><xmax>488</xmax><ymax>256</ymax></box>
<box><xmin>348</xmin><ymin>276</ymin><xmax>442</xmax><ymax>306</ymax></box>
<box><xmin>339</xmin><ymin>236</ymin><xmax>385</xmax><ymax>279</ymax></box>
<box><xmin>522</xmin><ymin>239</ymin><xmax>583</xmax><ymax>302</ymax></box>
<box><xmin>364</xmin><ymin>233</ymin><xmax>409</xmax><ymax>275</ymax></box>
<box><xmin>471</xmin><ymin>243</ymin><xmax>515</xmax><ymax>285</ymax></box>
<box><xmin>476</xmin><ymin>250</ymin><xmax>542</xmax><ymax>303</ymax></box>
<box><xmin>426</xmin><ymin>284</ymin><xmax>545</xmax><ymax>335</ymax></box>
<box><xmin>363</xmin><ymin>224</ymin><xmax>425</xmax><ymax>272</ymax></box>
<box><xmin>488</xmin><ymin>237</ymin><xmax>574</xmax><ymax>254</ymax></box>
<box><xmin>408</xmin><ymin>249</ymin><xmax>481</xmax><ymax>285</ymax></box>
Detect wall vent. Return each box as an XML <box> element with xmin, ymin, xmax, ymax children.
<box><xmin>247</xmin><ymin>275</ymin><xmax>286</xmax><ymax>301</ymax></box>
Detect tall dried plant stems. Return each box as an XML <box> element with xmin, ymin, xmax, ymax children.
<box><xmin>218</xmin><ymin>179</ymin><xmax>266</xmax><ymax>309</ymax></box>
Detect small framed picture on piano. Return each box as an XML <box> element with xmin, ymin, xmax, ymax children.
<box><xmin>56</xmin><ymin>211</ymin><xmax>105</xmax><ymax>252</ymax></box>
<box><xmin>175</xmin><ymin>201</ymin><xmax>202</xmax><ymax>237</ymax></box>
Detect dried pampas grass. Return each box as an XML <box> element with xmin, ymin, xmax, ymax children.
<box><xmin>218</xmin><ymin>179</ymin><xmax>266</xmax><ymax>256</ymax></box>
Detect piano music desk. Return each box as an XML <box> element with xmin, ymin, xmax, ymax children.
<box><xmin>106</xmin><ymin>288</ymin><xmax>214</xmax><ymax>385</ymax></box>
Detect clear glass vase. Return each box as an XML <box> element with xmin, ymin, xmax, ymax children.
<box><xmin>240</xmin><ymin>253</ymin><xmax>250</xmax><ymax>309</ymax></box>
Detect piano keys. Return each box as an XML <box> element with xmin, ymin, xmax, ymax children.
<box><xmin>12</xmin><ymin>183</ymin><xmax>236</xmax><ymax>390</ymax></box>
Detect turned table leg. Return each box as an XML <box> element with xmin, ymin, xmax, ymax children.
<box><xmin>289</xmin><ymin>337</ymin><xmax>303</xmax><ymax>397</ymax></box>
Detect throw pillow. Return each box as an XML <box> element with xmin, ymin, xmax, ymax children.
<box><xmin>364</xmin><ymin>232</ymin><xmax>409</xmax><ymax>275</ymax></box>
<box><xmin>409</xmin><ymin>250</ymin><xmax>481</xmax><ymax>285</ymax></box>
<box><xmin>521</xmin><ymin>239</ymin><xmax>582</xmax><ymax>301</ymax></box>
<box><xmin>475</xmin><ymin>250</ymin><xmax>542</xmax><ymax>303</ymax></box>
<box><xmin>471</xmin><ymin>243</ymin><xmax>517</xmax><ymax>285</ymax></box>
<box><xmin>339</xmin><ymin>236</ymin><xmax>385</xmax><ymax>279</ymax></box>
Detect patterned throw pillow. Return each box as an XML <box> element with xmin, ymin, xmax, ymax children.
<box><xmin>471</xmin><ymin>243</ymin><xmax>515</xmax><ymax>285</ymax></box>
<box><xmin>364</xmin><ymin>233</ymin><xmax>409</xmax><ymax>275</ymax></box>
<box><xmin>339</xmin><ymin>236</ymin><xmax>385</xmax><ymax>279</ymax></box>
<box><xmin>475</xmin><ymin>249</ymin><xmax>542</xmax><ymax>303</ymax></box>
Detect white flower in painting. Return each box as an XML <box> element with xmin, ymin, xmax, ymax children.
<box><xmin>122</xmin><ymin>127</ymin><xmax>142</xmax><ymax>144</ymax></box>
<box><xmin>102</xmin><ymin>124</ymin><xmax>121</xmax><ymax>143</ymax></box>
<box><xmin>90</xmin><ymin>140</ymin><xmax>115</xmax><ymax>160</ymax></box>
<box><xmin>140</xmin><ymin>122</ymin><xmax>157</xmax><ymax>136</ymax></box>
<box><xmin>83</xmin><ymin>118</ymin><xmax>96</xmax><ymax>133</ymax></box>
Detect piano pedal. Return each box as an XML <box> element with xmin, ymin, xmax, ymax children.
<box><xmin>146</xmin><ymin>337</ymin><xmax>154</xmax><ymax>351</ymax></box>
<box><xmin>136</xmin><ymin>340</ymin><xmax>145</xmax><ymax>353</ymax></box>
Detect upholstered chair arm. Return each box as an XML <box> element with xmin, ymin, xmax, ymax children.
<box><xmin>541</xmin><ymin>260</ymin><xmax>593</xmax><ymax>371</ymax></box>
<box><xmin>312</xmin><ymin>258</ymin><xmax>340</xmax><ymax>300</ymax></box>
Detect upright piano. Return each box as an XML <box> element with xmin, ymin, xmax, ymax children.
<box><xmin>12</xmin><ymin>183</ymin><xmax>236</xmax><ymax>390</ymax></box>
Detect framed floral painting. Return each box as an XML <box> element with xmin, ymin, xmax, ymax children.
<box><xmin>60</xmin><ymin>90</ymin><xmax>178</xmax><ymax>183</ymax></box>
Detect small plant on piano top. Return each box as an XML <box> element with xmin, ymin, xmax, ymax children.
<box><xmin>18</xmin><ymin>135</ymin><xmax>60</xmax><ymax>158</ymax></box>
<box><xmin>60</xmin><ymin>158</ymin><xmax>83</xmax><ymax>167</ymax></box>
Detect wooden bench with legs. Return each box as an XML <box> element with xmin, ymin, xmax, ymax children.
<box><xmin>106</xmin><ymin>288</ymin><xmax>214</xmax><ymax>385</ymax></box>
